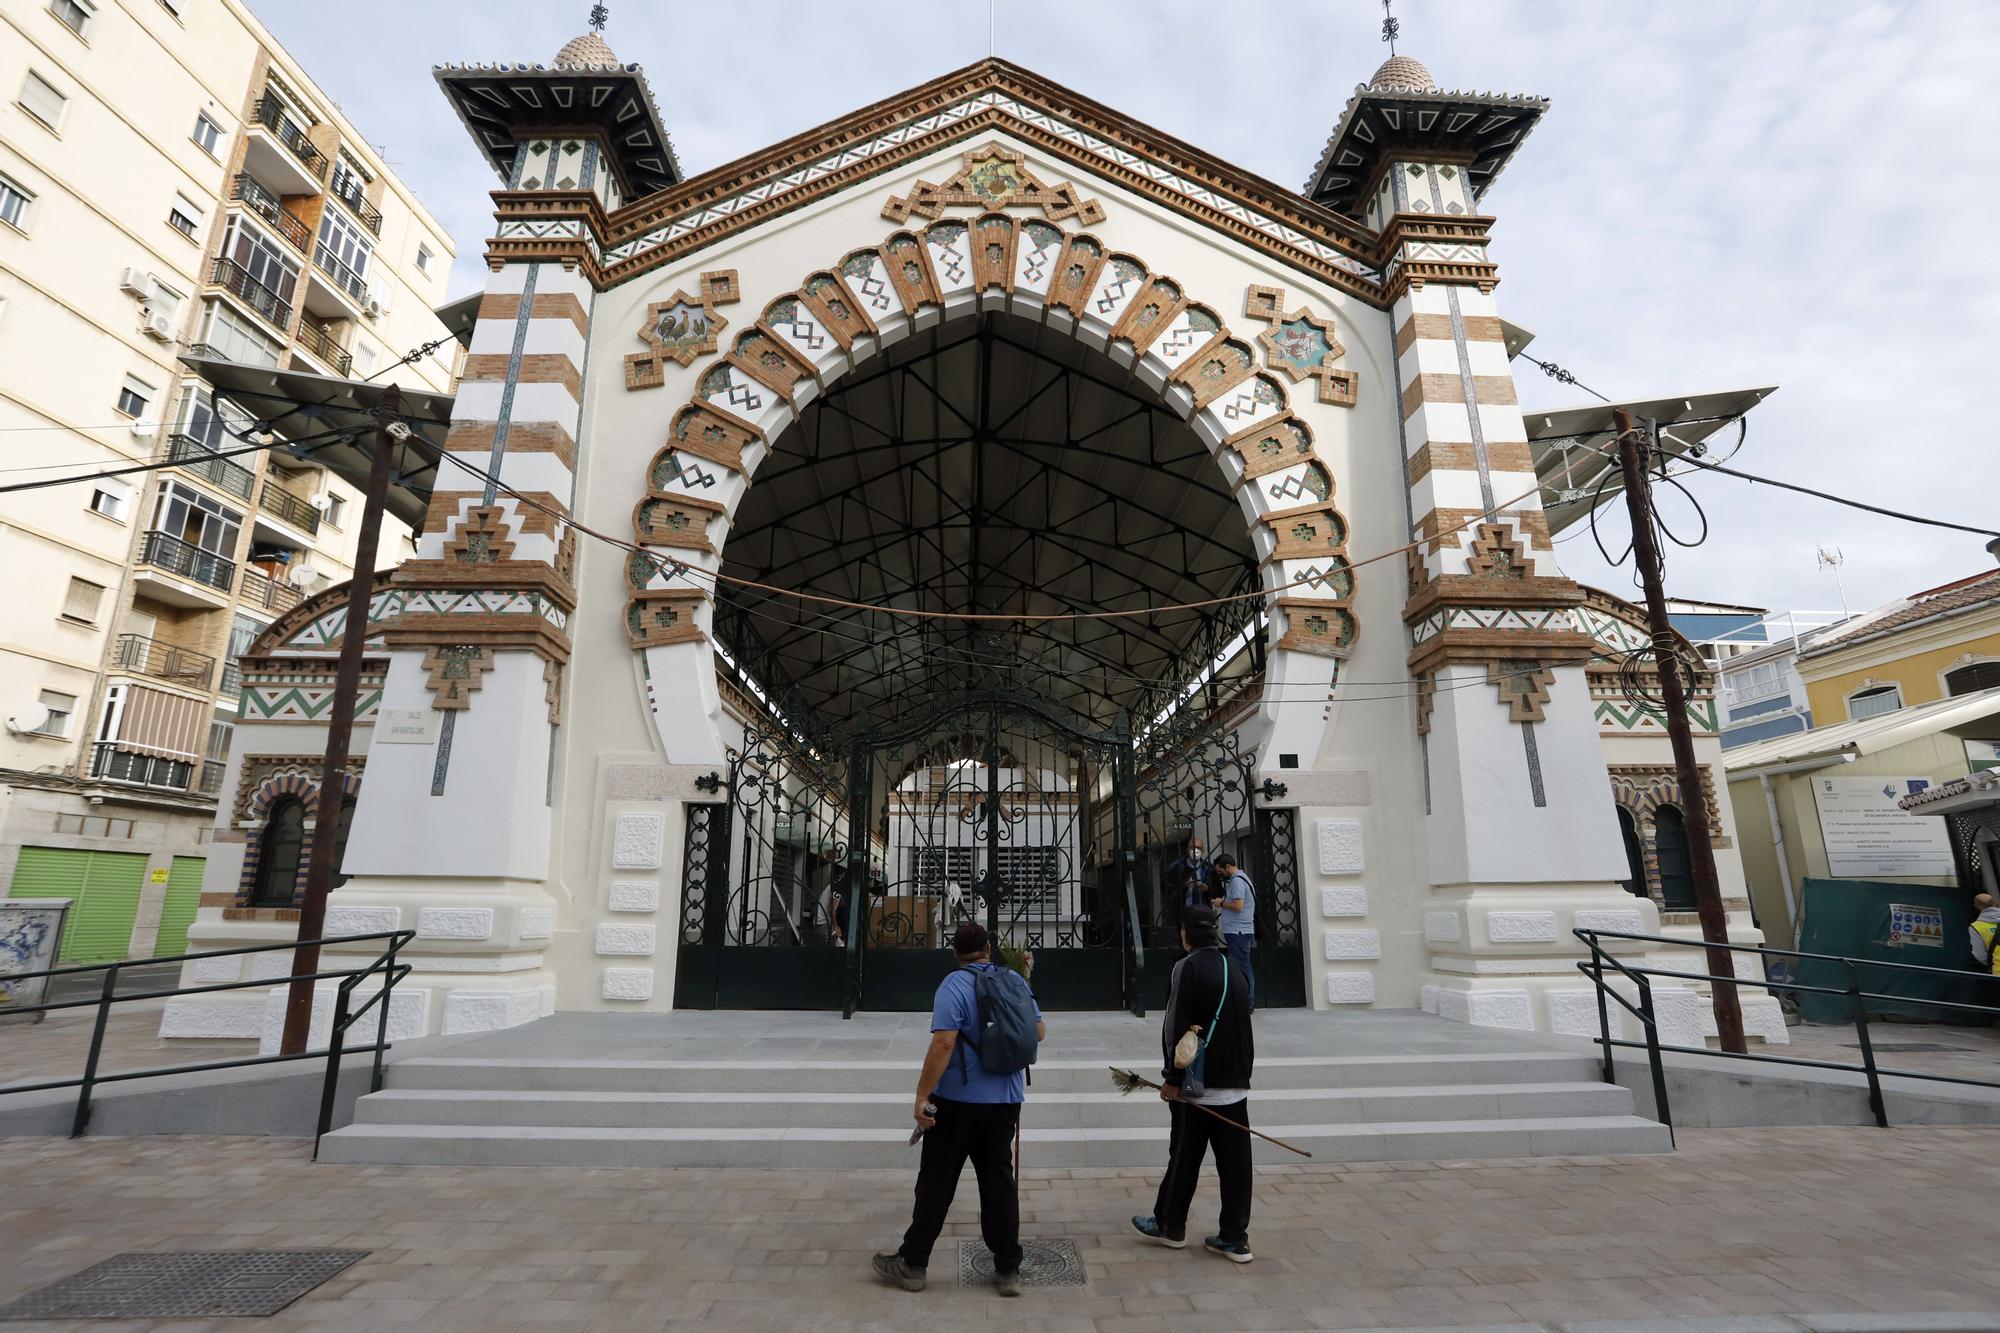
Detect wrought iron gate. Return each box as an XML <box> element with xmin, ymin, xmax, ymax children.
<box><xmin>675</xmin><ymin>697</ymin><xmax>1303</xmax><ymax>1012</ymax></box>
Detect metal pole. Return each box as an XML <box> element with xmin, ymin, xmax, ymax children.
<box><xmin>71</xmin><ymin>962</ymin><xmax>119</xmax><ymax>1138</ymax></box>
<box><xmin>843</xmin><ymin>739</ymin><xmax>869</xmax><ymax>1019</ymax></box>
<box><xmin>281</xmin><ymin>384</ymin><xmax>399</xmax><ymax>1055</ymax></box>
<box><xmin>1846</xmin><ymin>959</ymin><xmax>1889</xmax><ymax>1128</ymax></box>
<box><xmin>1613</xmin><ymin>409</ymin><xmax>1747</xmax><ymax>1054</ymax></box>
<box><xmin>985</xmin><ymin>706</ymin><xmax>1001</xmax><ymax>941</ymax></box>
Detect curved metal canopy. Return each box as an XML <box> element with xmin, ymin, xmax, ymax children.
<box><xmin>716</xmin><ymin>312</ymin><xmax>1260</xmax><ymax>741</ymax></box>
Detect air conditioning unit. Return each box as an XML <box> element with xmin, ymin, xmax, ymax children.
<box><xmin>364</xmin><ymin>294</ymin><xmax>386</xmax><ymax>319</ymax></box>
<box><xmin>118</xmin><ymin>267</ymin><xmax>153</xmax><ymax>297</ymax></box>
<box><xmin>141</xmin><ymin>310</ymin><xmax>177</xmax><ymax>342</ymax></box>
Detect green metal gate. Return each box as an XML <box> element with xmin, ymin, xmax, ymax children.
<box><xmin>7</xmin><ymin>848</ymin><xmax>148</xmax><ymax>962</ymax></box>
<box><xmin>154</xmin><ymin>855</ymin><xmax>206</xmax><ymax>958</ymax></box>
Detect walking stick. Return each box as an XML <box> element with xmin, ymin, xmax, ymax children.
<box><xmin>1108</xmin><ymin>1067</ymin><xmax>1314</xmax><ymax>1158</ymax></box>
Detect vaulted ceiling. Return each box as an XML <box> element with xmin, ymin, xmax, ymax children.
<box><xmin>716</xmin><ymin>312</ymin><xmax>1260</xmax><ymax>742</ymax></box>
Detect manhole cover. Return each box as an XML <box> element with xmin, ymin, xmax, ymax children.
<box><xmin>0</xmin><ymin>1250</ymin><xmax>367</xmax><ymax>1320</ymax></box>
<box><xmin>957</xmin><ymin>1238</ymin><xmax>1086</xmax><ymax>1289</ymax></box>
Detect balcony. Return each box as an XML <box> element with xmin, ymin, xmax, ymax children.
<box><xmin>239</xmin><ymin>566</ymin><xmax>303</xmax><ymax>615</ymax></box>
<box><xmin>209</xmin><ymin>257</ymin><xmax>292</xmax><ymax>332</ymax></box>
<box><xmin>112</xmin><ymin>633</ymin><xmax>217</xmax><ymax>690</ymax></box>
<box><xmin>220</xmin><ymin>661</ymin><xmax>244</xmax><ymax>701</ymax></box>
<box><xmin>230</xmin><ymin>174</ymin><xmax>311</xmax><ymax>253</ymax></box>
<box><xmin>135</xmin><ymin>531</ymin><xmax>235</xmax><ymax>608</ymax></box>
<box><xmin>165</xmin><ymin>434</ymin><xmax>255</xmax><ymax>502</ymax></box>
<box><xmin>243</xmin><ymin>95</ymin><xmax>326</xmax><ymax>197</ymax></box>
<box><xmin>295</xmin><ymin>318</ymin><xmax>352</xmax><ymax>376</ymax></box>
<box><xmin>196</xmin><ymin>762</ymin><xmax>227</xmax><ymax>799</ymax></box>
<box><xmin>306</xmin><ymin>243</ymin><xmax>370</xmax><ymax>319</ymax></box>
<box><xmin>89</xmin><ymin>743</ymin><xmax>196</xmax><ymax>794</ymax></box>
<box><xmin>257</xmin><ymin>478</ymin><xmax>322</xmax><ymax>536</ymax></box>
<box><xmin>330</xmin><ymin>178</ymin><xmax>384</xmax><ymax>237</ymax></box>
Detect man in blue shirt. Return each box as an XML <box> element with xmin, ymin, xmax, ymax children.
<box><xmin>1167</xmin><ymin>837</ymin><xmax>1216</xmax><ymax>916</ymax></box>
<box><xmin>874</xmin><ymin>922</ymin><xmax>1045</xmax><ymax>1297</ymax></box>
<box><xmin>1211</xmin><ymin>852</ymin><xmax>1257</xmax><ymax>1009</ymax></box>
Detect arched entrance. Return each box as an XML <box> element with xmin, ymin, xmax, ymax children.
<box><xmin>647</xmin><ymin>222</ymin><xmax>1345</xmax><ymax>1011</ymax></box>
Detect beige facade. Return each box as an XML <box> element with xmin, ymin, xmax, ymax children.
<box><xmin>0</xmin><ymin>0</ymin><xmax>459</xmax><ymax>957</ymax></box>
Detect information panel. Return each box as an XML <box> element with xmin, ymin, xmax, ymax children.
<box><xmin>1811</xmin><ymin>775</ymin><xmax>1955</xmax><ymax>878</ymax></box>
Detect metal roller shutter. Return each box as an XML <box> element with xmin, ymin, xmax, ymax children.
<box><xmin>6</xmin><ymin>848</ymin><xmax>148</xmax><ymax>962</ymax></box>
<box><xmin>154</xmin><ymin>856</ymin><xmax>206</xmax><ymax>958</ymax></box>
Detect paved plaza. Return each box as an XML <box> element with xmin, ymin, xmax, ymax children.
<box><xmin>1</xmin><ymin>1125</ymin><xmax>1997</xmax><ymax>1331</ymax></box>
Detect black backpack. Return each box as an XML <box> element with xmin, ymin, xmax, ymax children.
<box><xmin>957</xmin><ymin>965</ymin><xmax>1040</xmax><ymax>1076</ymax></box>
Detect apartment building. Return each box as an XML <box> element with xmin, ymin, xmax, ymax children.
<box><xmin>0</xmin><ymin>0</ymin><xmax>459</xmax><ymax>963</ymax></box>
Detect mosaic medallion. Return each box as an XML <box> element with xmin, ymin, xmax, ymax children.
<box><xmin>956</xmin><ymin>1238</ymin><xmax>1086</xmax><ymax>1289</ymax></box>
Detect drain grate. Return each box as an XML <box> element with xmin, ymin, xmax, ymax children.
<box><xmin>957</xmin><ymin>1238</ymin><xmax>1086</xmax><ymax>1289</ymax></box>
<box><xmin>0</xmin><ymin>1250</ymin><xmax>368</xmax><ymax>1320</ymax></box>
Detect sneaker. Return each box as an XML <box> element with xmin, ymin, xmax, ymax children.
<box><xmin>871</xmin><ymin>1252</ymin><xmax>927</xmax><ymax>1291</ymax></box>
<box><xmin>994</xmin><ymin>1270</ymin><xmax>1024</xmax><ymax>1297</ymax></box>
<box><xmin>1203</xmin><ymin>1235</ymin><xmax>1253</xmax><ymax>1264</ymax></box>
<box><xmin>1130</xmin><ymin>1215</ymin><xmax>1186</xmax><ymax>1248</ymax></box>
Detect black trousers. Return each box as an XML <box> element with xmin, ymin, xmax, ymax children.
<box><xmin>1152</xmin><ymin>1097</ymin><xmax>1252</xmax><ymax>1246</ymax></box>
<box><xmin>898</xmin><ymin>1096</ymin><xmax>1022</xmax><ymax>1273</ymax></box>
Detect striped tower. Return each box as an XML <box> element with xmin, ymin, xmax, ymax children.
<box><xmin>324</xmin><ymin>32</ymin><xmax>677</xmax><ymax>1034</ymax></box>
<box><xmin>1311</xmin><ymin>56</ymin><xmax>1645</xmax><ymax>1029</ymax></box>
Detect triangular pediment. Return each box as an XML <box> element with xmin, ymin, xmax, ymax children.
<box><xmin>597</xmin><ymin>59</ymin><xmax>1385</xmax><ymax>303</ymax></box>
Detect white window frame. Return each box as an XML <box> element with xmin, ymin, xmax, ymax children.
<box><xmin>60</xmin><ymin>575</ymin><xmax>105</xmax><ymax>623</ymax></box>
<box><xmin>192</xmin><ymin>112</ymin><xmax>222</xmax><ymax>157</ymax></box>
<box><xmin>415</xmin><ymin>244</ymin><xmax>433</xmax><ymax>274</ymax></box>
<box><xmin>89</xmin><ymin>482</ymin><xmax>129</xmax><ymax>521</ymax></box>
<box><xmin>48</xmin><ymin>0</ymin><xmax>96</xmax><ymax>39</ymax></box>
<box><xmin>0</xmin><ymin>174</ymin><xmax>31</xmax><ymax>231</ymax></box>
<box><xmin>115</xmin><ymin>373</ymin><xmax>155</xmax><ymax>419</ymax></box>
<box><xmin>1846</xmin><ymin>683</ymin><xmax>1904</xmax><ymax>721</ymax></box>
<box><xmin>19</xmin><ymin>71</ymin><xmax>70</xmax><ymax>132</ymax></box>
<box><xmin>168</xmin><ymin>193</ymin><xmax>203</xmax><ymax>241</ymax></box>
<box><xmin>323</xmin><ymin>493</ymin><xmax>346</xmax><ymax>527</ymax></box>
<box><xmin>196</xmin><ymin>299</ymin><xmax>281</xmax><ymax>369</ymax></box>
<box><xmin>35</xmin><ymin>689</ymin><xmax>77</xmax><ymax>738</ymax></box>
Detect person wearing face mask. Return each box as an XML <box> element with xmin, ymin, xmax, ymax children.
<box><xmin>1168</xmin><ymin>838</ymin><xmax>1217</xmax><ymax>923</ymax></box>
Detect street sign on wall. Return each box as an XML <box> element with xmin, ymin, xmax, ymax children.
<box><xmin>1811</xmin><ymin>775</ymin><xmax>1956</xmax><ymax>878</ymax></box>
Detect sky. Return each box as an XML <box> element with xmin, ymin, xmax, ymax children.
<box><xmin>255</xmin><ymin>0</ymin><xmax>2000</xmax><ymax>621</ymax></box>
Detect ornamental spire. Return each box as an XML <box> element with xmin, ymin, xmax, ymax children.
<box><xmin>588</xmin><ymin>2</ymin><xmax>608</xmax><ymax>32</ymax></box>
<box><xmin>1380</xmin><ymin>0</ymin><xmax>1400</xmax><ymax>55</ymax></box>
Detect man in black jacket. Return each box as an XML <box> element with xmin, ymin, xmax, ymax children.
<box><xmin>1128</xmin><ymin>904</ymin><xmax>1256</xmax><ymax>1262</ymax></box>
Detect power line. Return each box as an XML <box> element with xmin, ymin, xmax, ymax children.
<box><xmin>1676</xmin><ymin>451</ymin><xmax>2000</xmax><ymax>539</ymax></box>
<box><xmin>0</xmin><ymin>428</ymin><xmax>351</xmax><ymax>496</ymax></box>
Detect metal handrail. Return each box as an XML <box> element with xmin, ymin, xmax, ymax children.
<box><xmin>138</xmin><ymin>529</ymin><xmax>235</xmax><ymax>592</ymax></box>
<box><xmin>258</xmin><ymin>477</ymin><xmax>322</xmax><ymax>534</ymax></box>
<box><xmin>230</xmin><ymin>174</ymin><xmax>311</xmax><ymax>253</ymax></box>
<box><xmin>239</xmin><ymin>566</ymin><xmax>302</xmax><ymax>613</ymax></box>
<box><xmin>312</xmin><ymin>243</ymin><xmax>369</xmax><ymax>304</ymax></box>
<box><xmin>251</xmin><ymin>95</ymin><xmax>325</xmax><ymax>179</ymax></box>
<box><xmin>111</xmin><ymin>632</ymin><xmax>216</xmax><ymax>688</ymax></box>
<box><xmin>1571</xmin><ymin>927</ymin><xmax>2000</xmax><ymax>1132</ymax></box>
<box><xmin>0</xmin><ymin>930</ymin><xmax>414</xmax><ymax>1153</ymax></box>
<box><xmin>330</xmin><ymin>178</ymin><xmax>383</xmax><ymax>237</ymax></box>
<box><xmin>165</xmin><ymin>433</ymin><xmax>256</xmax><ymax>501</ymax></box>
<box><xmin>210</xmin><ymin>256</ymin><xmax>292</xmax><ymax>330</ymax></box>
<box><xmin>295</xmin><ymin>318</ymin><xmax>352</xmax><ymax>375</ymax></box>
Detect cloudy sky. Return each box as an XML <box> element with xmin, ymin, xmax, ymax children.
<box><xmin>260</xmin><ymin>0</ymin><xmax>2000</xmax><ymax>620</ymax></box>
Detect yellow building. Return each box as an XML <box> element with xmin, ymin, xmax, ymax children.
<box><xmin>0</xmin><ymin>0</ymin><xmax>458</xmax><ymax>964</ymax></box>
<box><xmin>1799</xmin><ymin>571</ymin><xmax>2000</xmax><ymax>725</ymax></box>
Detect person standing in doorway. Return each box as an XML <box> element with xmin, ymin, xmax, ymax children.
<box><xmin>1130</xmin><ymin>903</ymin><xmax>1256</xmax><ymax>1262</ymax></box>
<box><xmin>1167</xmin><ymin>837</ymin><xmax>1216</xmax><ymax>915</ymax></box>
<box><xmin>874</xmin><ymin>921</ymin><xmax>1045</xmax><ymax>1297</ymax></box>
<box><xmin>1210</xmin><ymin>852</ymin><xmax>1256</xmax><ymax>1009</ymax></box>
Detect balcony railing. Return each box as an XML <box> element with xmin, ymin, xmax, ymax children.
<box><xmin>210</xmin><ymin>257</ymin><xmax>292</xmax><ymax>330</ymax></box>
<box><xmin>138</xmin><ymin>530</ymin><xmax>235</xmax><ymax>593</ymax></box>
<box><xmin>196</xmin><ymin>762</ymin><xmax>227</xmax><ymax>799</ymax></box>
<box><xmin>89</xmin><ymin>743</ymin><xmax>195</xmax><ymax>794</ymax></box>
<box><xmin>258</xmin><ymin>479</ymin><xmax>322</xmax><ymax>535</ymax></box>
<box><xmin>331</xmin><ymin>179</ymin><xmax>384</xmax><ymax>237</ymax></box>
<box><xmin>252</xmin><ymin>95</ymin><xmax>326</xmax><ymax>180</ymax></box>
<box><xmin>164</xmin><ymin>434</ymin><xmax>255</xmax><ymax>501</ymax></box>
<box><xmin>230</xmin><ymin>174</ymin><xmax>311</xmax><ymax>253</ymax></box>
<box><xmin>111</xmin><ymin>634</ymin><xmax>217</xmax><ymax>689</ymax></box>
<box><xmin>296</xmin><ymin>318</ymin><xmax>352</xmax><ymax>375</ymax></box>
<box><xmin>220</xmin><ymin>661</ymin><xmax>244</xmax><ymax>700</ymax></box>
<box><xmin>240</xmin><ymin>567</ymin><xmax>302</xmax><ymax>614</ymax></box>
<box><xmin>312</xmin><ymin>244</ymin><xmax>370</xmax><ymax>305</ymax></box>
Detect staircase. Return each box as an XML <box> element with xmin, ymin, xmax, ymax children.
<box><xmin>317</xmin><ymin>1014</ymin><xmax>1670</xmax><ymax>1167</ymax></box>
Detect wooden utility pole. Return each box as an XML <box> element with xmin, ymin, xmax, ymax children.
<box><xmin>1613</xmin><ymin>408</ymin><xmax>1746</xmax><ymax>1054</ymax></box>
<box><xmin>280</xmin><ymin>385</ymin><xmax>399</xmax><ymax>1055</ymax></box>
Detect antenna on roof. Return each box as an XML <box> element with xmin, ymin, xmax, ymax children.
<box><xmin>588</xmin><ymin>2</ymin><xmax>608</xmax><ymax>32</ymax></box>
<box><xmin>1816</xmin><ymin>545</ymin><xmax>1850</xmax><ymax>618</ymax></box>
<box><xmin>1380</xmin><ymin>0</ymin><xmax>1401</xmax><ymax>54</ymax></box>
